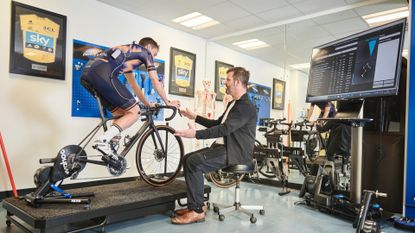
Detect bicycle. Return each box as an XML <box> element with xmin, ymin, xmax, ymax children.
<box><xmin>26</xmin><ymin>86</ymin><xmax>184</xmax><ymax>206</ymax></box>
<box><xmin>304</xmin><ymin>121</ymin><xmax>329</xmax><ymax>162</ymax></box>
<box><xmin>206</xmin><ymin>169</ymin><xmax>245</xmax><ymax>188</ymax></box>
<box><xmin>254</xmin><ymin>118</ymin><xmax>291</xmax><ymax>195</ymax></box>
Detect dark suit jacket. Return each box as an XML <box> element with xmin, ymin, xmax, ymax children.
<box><xmin>195</xmin><ymin>93</ymin><xmax>257</xmax><ymax>165</ymax></box>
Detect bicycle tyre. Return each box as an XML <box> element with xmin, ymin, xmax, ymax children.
<box><xmin>305</xmin><ymin>133</ymin><xmax>320</xmax><ymax>162</ymax></box>
<box><xmin>136</xmin><ymin>125</ymin><xmax>184</xmax><ymax>186</ymax></box>
<box><xmin>207</xmin><ymin>170</ymin><xmax>244</xmax><ymax>188</ymax></box>
<box><xmin>258</xmin><ymin>160</ymin><xmax>277</xmax><ymax>178</ymax></box>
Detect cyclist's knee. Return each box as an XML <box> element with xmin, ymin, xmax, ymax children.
<box><xmin>126</xmin><ymin>105</ymin><xmax>140</xmax><ymax>121</ymax></box>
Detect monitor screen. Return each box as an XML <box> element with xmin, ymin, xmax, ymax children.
<box><xmin>306</xmin><ymin>18</ymin><xmax>406</xmax><ymax>103</ymax></box>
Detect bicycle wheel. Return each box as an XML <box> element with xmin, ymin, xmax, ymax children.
<box><xmin>305</xmin><ymin>133</ymin><xmax>321</xmax><ymax>162</ymax></box>
<box><xmin>136</xmin><ymin>125</ymin><xmax>184</xmax><ymax>186</ymax></box>
<box><xmin>258</xmin><ymin>160</ymin><xmax>277</xmax><ymax>178</ymax></box>
<box><xmin>207</xmin><ymin>170</ymin><xmax>244</xmax><ymax>188</ymax></box>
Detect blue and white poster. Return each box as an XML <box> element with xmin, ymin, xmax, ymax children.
<box><xmin>72</xmin><ymin>39</ymin><xmax>109</xmax><ymax>118</ymax></box>
<box><xmin>247</xmin><ymin>82</ymin><xmax>271</xmax><ymax>125</ymax></box>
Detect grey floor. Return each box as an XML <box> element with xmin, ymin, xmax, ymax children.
<box><xmin>0</xmin><ymin>178</ymin><xmax>407</xmax><ymax>233</ymax></box>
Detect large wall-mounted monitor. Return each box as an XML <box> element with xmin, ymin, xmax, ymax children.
<box><xmin>306</xmin><ymin>18</ymin><xmax>406</xmax><ymax>103</ymax></box>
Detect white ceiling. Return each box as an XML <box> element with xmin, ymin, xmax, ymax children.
<box><xmin>98</xmin><ymin>0</ymin><xmax>408</xmax><ymax>69</ymax></box>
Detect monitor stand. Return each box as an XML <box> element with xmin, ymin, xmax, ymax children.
<box><xmin>320</xmin><ymin>99</ymin><xmax>372</xmax><ymax>204</ymax></box>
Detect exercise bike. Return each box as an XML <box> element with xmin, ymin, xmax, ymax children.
<box><xmin>25</xmin><ymin>86</ymin><xmax>184</xmax><ymax>207</ymax></box>
<box><xmin>255</xmin><ymin>118</ymin><xmax>291</xmax><ymax>195</ymax></box>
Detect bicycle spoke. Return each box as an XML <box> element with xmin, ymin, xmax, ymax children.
<box><xmin>136</xmin><ymin>126</ymin><xmax>183</xmax><ymax>186</ymax></box>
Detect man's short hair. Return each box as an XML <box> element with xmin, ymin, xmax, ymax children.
<box><xmin>139</xmin><ymin>37</ymin><xmax>160</xmax><ymax>50</ymax></box>
<box><xmin>227</xmin><ymin>67</ymin><xmax>250</xmax><ymax>88</ymax></box>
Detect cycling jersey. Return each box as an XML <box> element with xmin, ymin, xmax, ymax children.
<box><xmin>312</xmin><ymin>101</ymin><xmax>335</xmax><ymax>118</ymax></box>
<box><xmin>102</xmin><ymin>43</ymin><xmax>156</xmax><ymax>78</ymax></box>
<box><xmin>80</xmin><ymin>43</ymin><xmax>156</xmax><ymax>112</ymax></box>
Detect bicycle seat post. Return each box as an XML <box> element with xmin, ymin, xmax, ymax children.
<box><xmin>94</xmin><ymin>94</ymin><xmax>108</xmax><ymax>131</ymax></box>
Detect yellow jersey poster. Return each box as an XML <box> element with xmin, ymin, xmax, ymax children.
<box><xmin>174</xmin><ymin>54</ymin><xmax>192</xmax><ymax>88</ymax></box>
<box><xmin>20</xmin><ymin>14</ymin><xmax>60</xmax><ymax>63</ymax></box>
<box><xmin>10</xmin><ymin>2</ymin><xmax>66</xmax><ymax>80</ymax></box>
<box><xmin>214</xmin><ymin>61</ymin><xmax>234</xmax><ymax>101</ymax></box>
<box><xmin>169</xmin><ymin>48</ymin><xmax>196</xmax><ymax>97</ymax></box>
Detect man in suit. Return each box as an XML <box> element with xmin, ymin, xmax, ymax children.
<box><xmin>172</xmin><ymin>67</ymin><xmax>257</xmax><ymax>224</ymax></box>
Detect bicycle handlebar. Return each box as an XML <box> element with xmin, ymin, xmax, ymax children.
<box><xmin>140</xmin><ymin>105</ymin><xmax>179</xmax><ymax>121</ymax></box>
<box><xmin>294</xmin><ymin>119</ymin><xmax>313</xmax><ymax>129</ymax></box>
<box><xmin>269</xmin><ymin>118</ymin><xmax>286</xmax><ymax>126</ymax></box>
<box><xmin>162</xmin><ymin>105</ymin><xmax>178</xmax><ymax>121</ymax></box>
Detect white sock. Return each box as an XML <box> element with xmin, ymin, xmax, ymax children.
<box><xmin>97</xmin><ymin>125</ymin><xmax>122</xmax><ymax>143</ymax></box>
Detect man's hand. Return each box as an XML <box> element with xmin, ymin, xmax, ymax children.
<box><xmin>167</xmin><ymin>99</ymin><xmax>181</xmax><ymax>108</ymax></box>
<box><xmin>174</xmin><ymin>123</ymin><xmax>196</xmax><ymax>138</ymax></box>
<box><xmin>180</xmin><ymin>107</ymin><xmax>197</xmax><ymax>120</ymax></box>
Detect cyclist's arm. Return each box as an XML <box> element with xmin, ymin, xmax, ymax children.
<box><xmin>125</xmin><ymin>72</ymin><xmax>150</xmax><ymax>106</ymax></box>
<box><xmin>148</xmin><ymin>70</ymin><xmax>170</xmax><ymax>104</ymax></box>
<box><xmin>322</xmin><ymin>102</ymin><xmax>331</xmax><ymax>118</ymax></box>
<box><xmin>306</xmin><ymin>104</ymin><xmax>315</xmax><ymax>121</ymax></box>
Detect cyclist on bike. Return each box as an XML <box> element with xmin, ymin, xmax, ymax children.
<box><xmin>306</xmin><ymin>101</ymin><xmax>335</xmax><ymax>121</ymax></box>
<box><xmin>81</xmin><ymin>37</ymin><xmax>180</xmax><ymax>157</ymax></box>
<box><xmin>307</xmin><ymin>101</ymin><xmax>351</xmax><ymax>161</ymax></box>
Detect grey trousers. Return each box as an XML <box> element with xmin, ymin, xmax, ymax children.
<box><xmin>183</xmin><ymin>144</ymin><xmax>227</xmax><ymax>211</ymax></box>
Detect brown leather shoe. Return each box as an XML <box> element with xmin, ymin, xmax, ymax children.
<box><xmin>174</xmin><ymin>205</ymin><xmax>208</xmax><ymax>216</ymax></box>
<box><xmin>171</xmin><ymin>210</ymin><xmax>205</xmax><ymax>224</ymax></box>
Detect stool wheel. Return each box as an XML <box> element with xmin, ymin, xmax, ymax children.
<box><xmin>259</xmin><ymin>209</ymin><xmax>265</xmax><ymax>215</ymax></box>
<box><xmin>219</xmin><ymin>214</ymin><xmax>225</xmax><ymax>221</ymax></box>
<box><xmin>213</xmin><ymin>206</ymin><xmax>219</xmax><ymax>213</ymax></box>
<box><xmin>250</xmin><ymin>216</ymin><xmax>257</xmax><ymax>223</ymax></box>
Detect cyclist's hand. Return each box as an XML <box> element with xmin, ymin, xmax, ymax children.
<box><xmin>180</xmin><ymin>107</ymin><xmax>197</xmax><ymax>120</ymax></box>
<box><xmin>316</xmin><ymin>120</ymin><xmax>324</xmax><ymax>127</ymax></box>
<box><xmin>174</xmin><ymin>122</ymin><xmax>196</xmax><ymax>138</ymax></box>
<box><xmin>167</xmin><ymin>99</ymin><xmax>181</xmax><ymax>108</ymax></box>
<box><xmin>148</xmin><ymin>102</ymin><xmax>156</xmax><ymax>107</ymax></box>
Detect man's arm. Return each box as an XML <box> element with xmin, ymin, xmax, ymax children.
<box><xmin>196</xmin><ymin>101</ymin><xmax>252</xmax><ymax>139</ymax></box>
<box><xmin>195</xmin><ymin>115</ymin><xmax>222</xmax><ymax>128</ymax></box>
<box><xmin>176</xmin><ymin>102</ymin><xmax>252</xmax><ymax>139</ymax></box>
<box><xmin>306</xmin><ymin>104</ymin><xmax>315</xmax><ymax>121</ymax></box>
<box><xmin>125</xmin><ymin>72</ymin><xmax>150</xmax><ymax>106</ymax></box>
<box><xmin>180</xmin><ymin>107</ymin><xmax>223</xmax><ymax>128</ymax></box>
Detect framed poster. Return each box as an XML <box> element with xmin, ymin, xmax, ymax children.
<box><xmin>247</xmin><ymin>82</ymin><xmax>271</xmax><ymax>125</ymax></box>
<box><xmin>214</xmin><ymin>61</ymin><xmax>234</xmax><ymax>101</ymax></box>
<box><xmin>169</xmin><ymin>47</ymin><xmax>196</xmax><ymax>97</ymax></box>
<box><xmin>272</xmin><ymin>78</ymin><xmax>286</xmax><ymax>110</ymax></box>
<box><xmin>10</xmin><ymin>1</ymin><xmax>67</xmax><ymax>80</ymax></box>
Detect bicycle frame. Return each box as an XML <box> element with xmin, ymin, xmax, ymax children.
<box><xmin>76</xmin><ymin>106</ymin><xmax>172</xmax><ymax>170</ymax></box>
<box><xmin>309</xmin><ymin>125</ymin><xmax>328</xmax><ymax>150</ymax></box>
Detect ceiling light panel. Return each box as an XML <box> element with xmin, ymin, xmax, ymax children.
<box><xmin>172</xmin><ymin>12</ymin><xmax>220</xmax><ymax>30</ymax></box>
<box><xmin>362</xmin><ymin>7</ymin><xmax>408</xmax><ymax>27</ymax></box>
<box><xmin>233</xmin><ymin>39</ymin><xmax>270</xmax><ymax>50</ymax></box>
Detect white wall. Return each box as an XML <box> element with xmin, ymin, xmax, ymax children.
<box><xmin>0</xmin><ymin>0</ymin><xmax>307</xmax><ymax>192</ymax></box>
<box><xmin>288</xmin><ymin>70</ymin><xmax>310</xmax><ymax>121</ymax></box>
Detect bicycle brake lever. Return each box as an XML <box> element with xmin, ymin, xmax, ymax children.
<box><xmin>178</xmin><ymin>109</ymin><xmax>182</xmax><ymax>117</ymax></box>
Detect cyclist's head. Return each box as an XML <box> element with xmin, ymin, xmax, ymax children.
<box><xmin>139</xmin><ymin>37</ymin><xmax>159</xmax><ymax>57</ymax></box>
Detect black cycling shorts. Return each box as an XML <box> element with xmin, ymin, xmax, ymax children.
<box><xmin>80</xmin><ymin>59</ymin><xmax>136</xmax><ymax>112</ymax></box>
